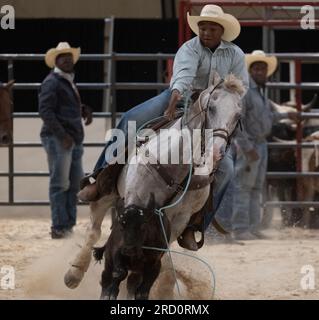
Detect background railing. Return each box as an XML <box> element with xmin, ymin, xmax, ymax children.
<box><xmin>1</xmin><ymin>53</ymin><xmax>319</xmax><ymax>208</ymax></box>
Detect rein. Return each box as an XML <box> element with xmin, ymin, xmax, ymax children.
<box><xmin>183</xmin><ymin>79</ymin><xmax>225</xmax><ymax>127</ymax></box>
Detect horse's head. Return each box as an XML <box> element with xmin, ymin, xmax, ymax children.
<box><xmin>0</xmin><ymin>80</ymin><xmax>14</xmax><ymax>145</ymax></box>
<box><xmin>116</xmin><ymin>194</ymin><xmax>156</xmax><ymax>257</ymax></box>
<box><xmin>197</xmin><ymin>73</ymin><xmax>245</xmax><ymax>170</ymax></box>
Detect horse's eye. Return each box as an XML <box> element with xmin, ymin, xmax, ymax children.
<box><xmin>212</xmin><ymin>93</ymin><xmax>218</xmax><ymax>101</ymax></box>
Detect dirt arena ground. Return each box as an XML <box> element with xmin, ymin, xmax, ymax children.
<box><xmin>1</xmin><ymin>119</ymin><xmax>319</xmax><ymax>300</ymax></box>
<box><xmin>1</xmin><ymin>215</ymin><xmax>319</xmax><ymax>300</ymax></box>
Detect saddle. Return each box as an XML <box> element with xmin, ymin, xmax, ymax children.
<box><xmin>80</xmin><ymin>111</ymin><xmax>184</xmax><ymax>198</ymax></box>
<box><xmin>137</xmin><ymin>110</ymin><xmax>184</xmax><ymax>146</ymax></box>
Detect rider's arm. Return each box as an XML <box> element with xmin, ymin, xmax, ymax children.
<box><xmin>166</xmin><ymin>42</ymin><xmax>200</xmax><ymax>120</ymax></box>
<box><xmin>170</xmin><ymin>41</ymin><xmax>200</xmax><ymax>97</ymax></box>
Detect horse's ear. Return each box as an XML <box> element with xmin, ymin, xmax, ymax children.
<box><xmin>208</xmin><ymin>71</ymin><xmax>221</xmax><ymax>87</ymax></box>
<box><xmin>4</xmin><ymin>80</ymin><xmax>15</xmax><ymax>92</ymax></box>
<box><xmin>116</xmin><ymin>197</ymin><xmax>125</xmax><ymax>213</ymax></box>
<box><xmin>147</xmin><ymin>193</ymin><xmax>156</xmax><ymax>210</ymax></box>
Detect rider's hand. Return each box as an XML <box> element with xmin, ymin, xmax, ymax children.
<box><xmin>81</xmin><ymin>104</ymin><xmax>93</xmax><ymax>126</ymax></box>
<box><xmin>245</xmin><ymin>148</ymin><xmax>259</xmax><ymax>162</ymax></box>
<box><xmin>62</xmin><ymin>133</ymin><xmax>74</xmax><ymax>150</ymax></box>
<box><xmin>164</xmin><ymin>90</ymin><xmax>182</xmax><ymax>121</ymax></box>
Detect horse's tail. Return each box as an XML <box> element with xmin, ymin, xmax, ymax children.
<box><xmin>92</xmin><ymin>245</ymin><xmax>106</xmax><ymax>262</ymax></box>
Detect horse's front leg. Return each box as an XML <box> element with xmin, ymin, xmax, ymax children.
<box><xmin>64</xmin><ymin>193</ymin><xmax>118</xmax><ymax>289</ymax></box>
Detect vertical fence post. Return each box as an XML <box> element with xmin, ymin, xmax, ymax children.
<box><xmin>295</xmin><ymin>59</ymin><xmax>302</xmax><ymax>201</ymax></box>
<box><xmin>103</xmin><ymin>16</ymin><xmax>114</xmax><ymax>114</ymax></box>
<box><xmin>110</xmin><ymin>53</ymin><xmax>117</xmax><ymax>128</ymax></box>
<box><xmin>7</xmin><ymin>59</ymin><xmax>14</xmax><ymax>204</ymax></box>
<box><xmin>185</xmin><ymin>1</ymin><xmax>192</xmax><ymax>42</ymax></box>
<box><xmin>178</xmin><ymin>0</ymin><xmax>186</xmax><ymax>47</ymax></box>
<box><xmin>289</xmin><ymin>61</ymin><xmax>296</xmax><ymax>103</ymax></box>
<box><xmin>157</xmin><ymin>57</ymin><xmax>163</xmax><ymax>95</ymax></box>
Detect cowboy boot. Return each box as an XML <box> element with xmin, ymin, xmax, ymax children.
<box><xmin>96</xmin><ymin>163</ymin><xmax>123</xmax><ymax>195</ymax></box>
<box><xmin>78</xmin><ymin>163</ymin><xmax>124</xmax><ymax>202</ymax></box>
<box><xmin>79</xmin><ymin>168</ymin><xmax>102</xmax><ymax>190</ymax></box>
<box><xmin>77</xmin><ymin>169</ymin><xmax>102</xmax><ymax>202</ymax></box>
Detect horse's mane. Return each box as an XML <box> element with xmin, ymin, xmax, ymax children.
<box><xmin>223</xmin><ymin>74</ymin><xmax>245</xmax><ymax>96</ymax></box>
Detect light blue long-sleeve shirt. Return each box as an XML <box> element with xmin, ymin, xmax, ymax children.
<box><xmin>169</xmin><ymin>36</ymin><xmax>249</xmax><ymax>96</ymax></box>
<box><xmin>235</xmin><ymin>77</ymin><xmax>287</xmax><ymax>152</ymax></box>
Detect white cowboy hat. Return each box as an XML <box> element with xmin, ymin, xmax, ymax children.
<box><xmin>246</xmin><ymin>50</ymin><xmax>278</xmax><ymax>76</ymax></box>
<box><xmin>187</xmin><ymin>4</ymin><xmax>241</xmax><ymax>42</ymax></box>
<box><xmin>45</xmin><ymin>42</ymin><xmax>81</xmax><ymax>68</ymax></box>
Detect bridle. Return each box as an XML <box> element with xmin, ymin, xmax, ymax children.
<box><xmin>183</xmin><ymin>79</ymin><xmax>242</xmax><ymax>148</ymax></box>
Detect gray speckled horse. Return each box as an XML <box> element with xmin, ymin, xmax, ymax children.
<box><xmin>64</xmin><ymin>73</ymin><xmax>245</xmax><ymax>296</ymax></box>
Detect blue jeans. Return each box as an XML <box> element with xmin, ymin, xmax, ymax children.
<box><xmin>232</xmin><ymin>142</ymin><xmax>268</xmax><ymax>233</ymax></box>
<box><xmin>213</xmin><ymin>144</ymin><xmax>237</xmax><ymax>231</ymax></box>
<box><xmin>204</xmin><ymin>148</ymin><xmax>235</xmax><ymax>230</ymax></box>
<box><xmin>94</xmin><ymin>89</ymin><xmax>171</xmax><ymax>171</ymax></box>
<box><xmin>41</xmin><ymin>136</ymin><xmax>84</xmax><ymax>231</ymax></box>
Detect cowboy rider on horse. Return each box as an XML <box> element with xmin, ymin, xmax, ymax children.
<box><xmin>78</xmin><ymin>5</ymin><xmax>249</xmax><ymax>250</ymax></box>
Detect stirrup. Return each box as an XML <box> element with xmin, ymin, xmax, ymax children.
<box><xmin>177</xmin><ymin>227</ymin><xmax>198</xmax><ymax>251</ymax></box>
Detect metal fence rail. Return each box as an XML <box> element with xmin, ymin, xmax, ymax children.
<box><xmin>1</xmin><ymin>53</ymin><xmax>319</xmax><ymax>207</ymax></box>
<box><xmin>0</xmin><ymin>112</ymin><xmax>116</xmax><ymax>206</ymax></box>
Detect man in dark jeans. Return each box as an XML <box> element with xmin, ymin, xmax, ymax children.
<box><xmin>39</xmin><ymin>42</ymin><xmax>92</xmax><ymax>239</ymax></box>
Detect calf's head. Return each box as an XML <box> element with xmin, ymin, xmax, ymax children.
<box><xmin>116</xmin><ymin>194</ymin><xmax>156</xmax><ymax>257</ymax></box>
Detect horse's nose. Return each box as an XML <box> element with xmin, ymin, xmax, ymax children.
<box><xmin>0</xmin><ymin>133</ymin><xmax>12</xmax><ymax>145</ymax></box>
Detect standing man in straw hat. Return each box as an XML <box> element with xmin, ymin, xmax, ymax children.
<box><xmin>39</xmin><ymin>42</ymin><xmax>93</xmax><ymax>239</ymax></box>
<box><xmin>232</xmin><ymin>50</ymin><xmax>299</xmax><ymax>240</ymax></box>
<box><xmin>79</xmin><ymin>5</ymin><xmax>249</xmax><ymax>249</ymax></box>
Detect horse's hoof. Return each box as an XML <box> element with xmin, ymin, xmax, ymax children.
<box><xmin>64</xmin><ymin>267</ymin><xmax>85</xmax><ymax>289</ymax></box>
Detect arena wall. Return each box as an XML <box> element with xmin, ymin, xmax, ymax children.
<box><xmin>6</xmin><ymin>0</ymin><xmax>163</xmax><ymax>18</ymax></box>
<box><xmin>6</xmin><ymin>0</ymin><xmax>310</xmax><ymax>19</ymax></box>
